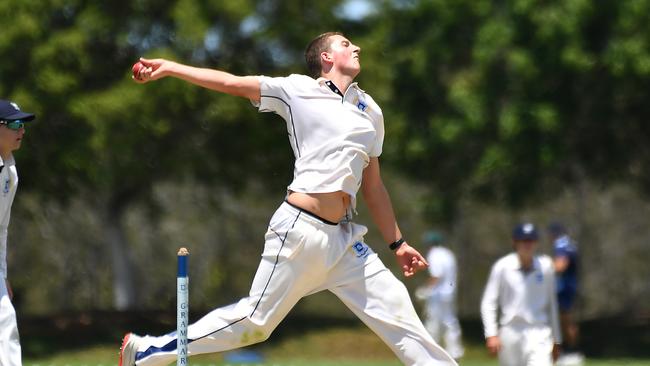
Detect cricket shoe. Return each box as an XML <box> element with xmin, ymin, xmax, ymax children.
<box><xmin>119</xmin><ymin>333</ymin><xmax>142</xmax><ymax>366</ymax></box>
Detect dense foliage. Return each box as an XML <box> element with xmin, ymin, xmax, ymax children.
<box><xmin>3</xmin><ymin>1</ymin><xmax>649</xmax><ymax>219</ymax></box>
<box><xmin>1</xmin><ymin>0</ymin><xmax>649</xmax><ymax>312</ymax></box>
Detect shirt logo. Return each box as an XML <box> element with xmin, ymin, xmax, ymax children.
<box><xmin>352</xmin><ymin>241</ymin><xmax>370</xmax><ymax>259</ymax></box>
<box><xmin>357</xmin><ymin>101</ymin><xmax>367</xmax><ymax>112</ymax></box>
<box><xmin>3</xmin><ymin>178</ymin><xmax>10</xmax><ymax>196</ymax></box>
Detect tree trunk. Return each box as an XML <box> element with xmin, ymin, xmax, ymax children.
<box><xmin>104</xmin><ymin>204</ymin><xmax>138</xmax><ymax>310</ymax></box>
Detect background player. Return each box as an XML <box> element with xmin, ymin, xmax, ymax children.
<box><xmin>0</xmin><ymin>99</ymin><xmax>36</xmax><ymax>366</ymax></box>
<box><xmin>119</xmin><ymin>32</ymin><xmax>457</xmax><ymax>366</ymax></box>
<box><xmin>415</xmin><ymin>230</ymin><xmax>464</xmax><ymax>361</ymax></box>
<box><xmin>548</xmin><ymin>222</ymin><xmax>584</xmax><ymax>366</ymax></box>
<box><xmin>480</xmin><ymin>223</ymin><xmax>562</xmax><ymax>366</ymax></box>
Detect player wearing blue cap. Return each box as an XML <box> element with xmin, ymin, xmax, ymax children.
<box><xmin>548</xmin><ymin>222</ymin><xmax>584</xmax><ymax>366</ymax></box>
<box><xmin>0</xmin><ymin>99</ymin><xmax>36</xmax><ymax>366</ymax></box>
<box><xmin>120</xmin><ymin>32</ymin><xmax>457</xmax><ymax>366</ymax></box>
<box><xmin>480</xmin><ymin>223</ymin><xmax>562</xmax><ymax>366</ymax></box>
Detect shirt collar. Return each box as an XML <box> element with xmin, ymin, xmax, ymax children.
<box><xmin>0</xmin><ymin>155</ymin><xmax>10</xmax><ymax>174</ymax></box>
<box><xmin>316</xmin><ymin>77</ymin><xmax>362</xmax><ymax>97</ymax></box>
<box><xmin>516</xmin><ymin>255</ymin><xmax>540</xmax><ymax>273</ymax></box>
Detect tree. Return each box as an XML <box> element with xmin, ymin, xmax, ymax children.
<box><xmin>1</xmin><ymin>0</ymin><xmax>361</xmax><ymax>309</ymax></box>
<box><xmin>5</xmin><ymin>0</ymin><xmax>650</xmax><ymax>311</ymax></box>
<box><xmin>359</xmin><ymin>0</ymin><xmax>650</xmax><ymax>220</ymax></box>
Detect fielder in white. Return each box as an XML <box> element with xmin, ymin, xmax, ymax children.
<box><xmin>480</xmin><ymin>223</ymin><xmax>562</xmax><ymax>366</ymax></box>
<box><xmin>415</xmin><ymin>231</ymin><xmax>464</xmax><ymax>360</ymax></box>
<box><xmin>0</xmin><ymin>99</ymin><xmax>36</xmax><ymax>366</ymax></box>
<box><xmin>120</xmin><ymin>32</ymin><xmax>456</xmax><ymax>366</ymax></box>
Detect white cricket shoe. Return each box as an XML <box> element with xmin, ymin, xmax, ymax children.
<box><xmin>119</xmin><ymin>333</ymin><xmax>142</xmax><ymax>366</ymax></box>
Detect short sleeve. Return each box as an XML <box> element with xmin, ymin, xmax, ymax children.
<box><xmin>250</xmin><ymin>76</ymin><xmax>289</xmax><ymax>114</ymax></box>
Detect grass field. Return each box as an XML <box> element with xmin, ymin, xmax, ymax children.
<box><xmin>23</xmin><ymin>347</ymin><xmax>650</xmax><ymax>366</ymax></box>
<box><xmin>22</xmin><ymin>325</ymin><xmax>650</xmax><ymax>366</ymax></box>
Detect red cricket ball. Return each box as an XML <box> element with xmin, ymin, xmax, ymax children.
<box><xmin>132</xmin><ymin>62</ymin><xmax>145</xmax><ymax>80</ymax></box>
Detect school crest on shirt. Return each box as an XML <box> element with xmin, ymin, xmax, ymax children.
<box><xmin>353</xmin><ymin>96</ymin><xmax>369</xmax><ymax>112</ymax></box>
<box><xmin>352</xmin><ymin>241</ymin><xmax>370</xmax><ymax>259</ymax></box>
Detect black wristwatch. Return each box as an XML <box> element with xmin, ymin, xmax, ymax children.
<box><xmin>389</xmin><ymin>238</ymin><xmax>405</xmax><ymax>251</ymax></box>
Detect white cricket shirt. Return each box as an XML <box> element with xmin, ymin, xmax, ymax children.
<box><xmin>480</xmin><ymin>253</ymin><xmax>562</xmax><ymax>343</ymax></box>
<box><xmin>0</xmin><ymin>155</ymin><xmax>18</xmax><ymax>279</ymax></box>
<box><xmin>253</xmin><ymin>74</ymin><xmax>384</xmax><ymax>210</ymax></box>
<box><xmin>426</xmin><ymin>246</ymin><xmax>458</xmax><ymax>300</ymax></box>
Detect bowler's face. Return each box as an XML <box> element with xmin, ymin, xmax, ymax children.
<box><xmin>327</xmin><ymin>35</ymin><xmax>361</xmax><ymax>77</ymax></box>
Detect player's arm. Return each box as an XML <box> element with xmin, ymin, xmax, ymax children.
<box><xmin>134</xmin><ymin>58</ymin><xmax>261</xmax><ymax>103</ymax></box>
<box><xmin>427</xmin><ymin>255</ymin><xmax>443</xmax><ymax>286</ymax></box>
<box><xmin>481</xmin><ymin>263</ymin><xmax>501</xmax><ymax>356</ymax></box>
<box><xmin>5</xmin><ymin>279</ymin><xmax>12</xmax><ymax>300</ymax></box>
<box><xmin>361</xmin><ymin>157</ymin><xmax>427</xmax><ymax>277</ymax></box>
<box><xmin>547</xmin><ymin>263</ymin><xmax>563</xmax><ymax>354</ymax></box>
<box><xmin>0</xmin><ymin>213</ymin><xmax>10</xmax><ymax>300</ymax></box>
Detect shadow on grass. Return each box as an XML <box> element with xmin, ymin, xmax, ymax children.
<box><xmin>20</xmin><ymin>311</ymin><xmax>650</xmax><ymax>360</ymax></box>
<box><xmin>20</xmin><ymin>310</ymin><xmax>365</xmax><ymax>359</ymax></box>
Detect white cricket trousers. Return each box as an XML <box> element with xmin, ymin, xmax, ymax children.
<box><xmin>498</xmin><ymin>322</ymin><xmax>554</xmax><ymax>366</ymax></box>
<box><xmin>0</xmin><ymin>279</ymin><xmax>21</xmax><ymax>366</ymax></box>
<box><xmin>423</xmin><ymin>295</ymin><xmax>464</xmax><ymax>360</ymax></box>
<box><xmin>134</xmin><ymin>202</ymin><xmax>456</xmax><ymax>366</ymax></box>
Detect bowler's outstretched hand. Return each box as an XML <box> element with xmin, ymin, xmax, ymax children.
<box><xmin>395</xmin><ymin>243</ymin><xmax>428</xmax><ymax>277</ymax></box>
<box><xmin>132</xmin><ymin>57</ymin><xmax>171</xmax><ymax>83</ymax></box>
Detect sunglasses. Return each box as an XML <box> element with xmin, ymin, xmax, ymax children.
<box><xmin>0</xmin><ymin>120</ymin><xmax>25</xmax><ymax>131</ymax></box>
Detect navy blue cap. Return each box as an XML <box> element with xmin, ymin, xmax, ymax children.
<box><xmin>512</xmin><ymin>223</ymin><xmax>538</xmax><ymax>241</ymax></box>
<box><xmin>0</xmin><ymin>100</ymin><xmax>35</xmax><ymax>121</ymax></box>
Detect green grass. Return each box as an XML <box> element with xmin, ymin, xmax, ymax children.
<box><xmin>23</xmin><ymin>347</ymin><xmax>650</xmax><ymax>366</ymax></box>
<box><xmin>23</xmin><ymin>351</ymin><xmax>650</xmax><ymax>366</ymax></box>
<box><xmin>22</xmin><ymin>325</ymin><xmax>650</xmax><ymax>366</ymax></box>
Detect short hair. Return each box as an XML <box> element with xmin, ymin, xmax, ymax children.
<box><xmin>304</xmin><ymin>32</ymin><xmax>344</xmax><ymax>78</ymax></box>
